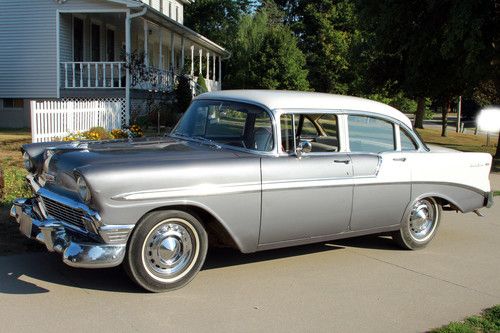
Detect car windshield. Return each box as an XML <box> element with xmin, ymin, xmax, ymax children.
<box><xmin>172</xmin><ymin>100</ymin><xmax>274</xmax><ymax>152</ymax></box>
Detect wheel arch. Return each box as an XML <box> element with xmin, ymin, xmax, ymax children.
<box><xmin>138</xmin><ymin>203</ymin><xmax>242</xmax><ymax>252</ymax></box>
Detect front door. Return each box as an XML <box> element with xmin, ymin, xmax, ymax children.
<box><xmin>260</xmin><ymin>155</ymin><xmax>353</xmax><ymax>244</ymax></box>
<box><xmin>259</xmin><ymin>112</ymin><xmax>353</xmax><ymax>245</ymax></box>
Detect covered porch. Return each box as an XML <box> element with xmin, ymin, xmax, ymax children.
<box><xmin>58</xmin><ymin>9</ymin><xmax>226</xmax><ymax>93</ymax></box>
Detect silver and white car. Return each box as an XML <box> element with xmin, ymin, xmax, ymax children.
<box><xmin>11</xmin><ymin>90</ymin><xmax>493</xmax><ymax>292</ymax></box>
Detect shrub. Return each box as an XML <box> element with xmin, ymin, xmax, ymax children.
<box><xmin>128</xmin><ymin>124</ymin><xmax>144</xmax><ymax>138</ymax></box>
<box><xmin>62</xmin><ymin>132</ymin><xmax>85</xmax><ymax>141</ymax></box>
<box><xmin>62</xmin><ymin>125</ymin><xmax>143</xmax><ymax>141</ymax></box>
<box><xmin>86</xmin><ymin>127</ymin><xmax>111</xmax><ymax>140</ymax></box>
<box><xmin>111</xmin><ymin>129</ymin><xmax>128</xmax><ymax>139</ymax></box>
<box><xmin>175</xmin><ymin>74</ymin><xmax>193</xmax><ymax>113</ymax></box>
<box><xmin>196</xmin><ymin>75</ymin><xmax>208</xmax><ymax>93</ymax></box>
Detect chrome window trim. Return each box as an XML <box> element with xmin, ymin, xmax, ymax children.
<box><xmin>343</xmin><ymin>110</ymin><xmax>427</xmax><ymax>153</ymax></box>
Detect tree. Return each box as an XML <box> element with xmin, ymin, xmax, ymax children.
<box><xmin>184</xmin><ymin>0</ymin><xmax>255</xmax><ymax>46</ymax></box>
<box><xmin>224</xmin><ymin>3</ymin><xmax>309</xmax><ymax>90</ymax></box>
<box><xmin>357</xmin><ymin>0</ymin><xmax>496</xmax><ymax>135</ymax></box>
<box><xmin>289</xmin><ymin>0</ymin><xmax>362</xmax><ymax>94</ymax></box>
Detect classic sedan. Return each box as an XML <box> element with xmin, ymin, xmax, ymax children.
<box><xmin>11</xmin><ymin>90</ymin><xmax>493</xmax><ymax>292</ymax></box>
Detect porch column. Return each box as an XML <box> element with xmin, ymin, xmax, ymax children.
<box><xmin>190</xmin><ymin>45</ymin><xmax>194</xmax><ymax>77</ymax></box>
<box><xmin>125</xmin><ymin>12</ymin><xmax>131</xmax><ymax>125</ymax></box>
<box><xmin>143</xmin><ymin>20</ymin><xmax>148</xmax><ymax>67</ymax></box>
<box><xmin>218</xmin><ymin>56</ymin><xmax>222</xmax><ymax>89</ymax></box>
<box><xmin>170</xmin><ymin>32</ymin><xmax>175</xmax><ymax>72</ymax></box>
<box><xmin>159</xmin><ymin>28</ymin><xmax>163</xmax><ymax>69</ymax></box>
<box><xmin>198</xmin><ymin>48</ymin><xmax>202</xmax><ymax>75</ymax></box>
<box><xmin>181</xmin><ymin>36</ymin><xmax>185</xmax><ymax>72</ymax></box>
<box><xmin>206</xmin><ymin>52</ymin><xmax>210</xmax><ymax>81</ymax></box>
<box><xmin>212</xmin><ymin>54</ymin><xmax>216</xmax><ymax>82</ymax></box>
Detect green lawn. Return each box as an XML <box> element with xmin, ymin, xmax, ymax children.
<box><xmin>0</xmin><ymin>130</ymin><xmax>40</xmax><ymax>255</ymax></box>
<box><xmin>430</xmin><ymin>305</ymin><xmax>500</xmax><ymax>333</ymax></box>
<box><xmin>417</xmin><ymin>128</ymin><xmax>497</xmax><ymax>155</ymax></box>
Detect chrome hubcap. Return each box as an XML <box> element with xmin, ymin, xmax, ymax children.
<box><xmin>408</xmin><ymin>199</ymin><xmax>437</xmax><ymax>241</ymax></box>
<box><xmin>143</xmin><ymin>219</ymin><xmax>196</xmax><ymax>281</ymax></box>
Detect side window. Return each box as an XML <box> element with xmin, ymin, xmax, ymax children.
<box><xmin>280</xmin><ymin>114</ymin><xmax>294</xmax><ymax>153</ymax></box>
<box><xmin>348</xmin><ymin>115</ymin><xmax>395</xmax><ymax>153</ymax></box>
<box><xmin>280</xmin><ymin>113</ymin><xmax>339</xmax><ymax>154</ymax></box>
<box><xmin>400</xmin><ymin>128</ymin><xmax>418</xmax><ymax>151</ymax></box>
<box><xmin>300</xmin><ymin>117</ymin><xmax>318</xmax><ymax>136</ymax></box>
<box><xmin>317</xmin><ymin>114</ymin><xmax>338</xmax><ymax>138</ymax></box>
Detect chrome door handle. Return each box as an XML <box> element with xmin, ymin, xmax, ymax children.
<box><xmin>334</xmin><ymin>159</ymin><xmax>350</xmax><ymax>164</ymax></box>
<box><xmin>393</xmin><ymin>158</ymin><xmax>407</xmax><ymax>162</ymax></box>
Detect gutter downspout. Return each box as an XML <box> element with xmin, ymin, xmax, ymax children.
<box><xmin>125</xmin><ymin>5</ymin><xmax>147</xmax><ymax>125</ymax></box>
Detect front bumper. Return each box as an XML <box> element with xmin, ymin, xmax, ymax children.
<box><xmin>10</xmin><ymin>198</ymin><xmax>126</xmax><ymax>268</ymax></box>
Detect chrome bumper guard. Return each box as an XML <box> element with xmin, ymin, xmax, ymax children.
<box><xmin>10</xmin><ymin>198</ymin><xmax>126</xmax><ymax>268</ymax></box>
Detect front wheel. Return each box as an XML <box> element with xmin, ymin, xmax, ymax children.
<box><xmin>124</xmin><ymin>210</ymin><xmax>208</xmax><ymax>292</ymax></box>
<box><xmin>392</xmin><ymin>197</ymin><xmax>441</xmax><ymax>250</ymax></box>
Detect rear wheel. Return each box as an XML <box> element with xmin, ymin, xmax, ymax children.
<box><xmin>392</xmin><ymin>197</ymin><xmax>441</xmax><ymax>250</ymax></box>
<box><xmin>124</xmin><ymin>210</ymin><xmax>208</xmax><ymax>292</ymax></box>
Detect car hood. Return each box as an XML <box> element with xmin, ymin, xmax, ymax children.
<box><xmin>24</xmin><ymin>137</ymin><xmax>243</xmax><ymax>194</ymax></box>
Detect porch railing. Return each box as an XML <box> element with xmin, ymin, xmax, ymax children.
<box><xmin>62</xmin><ymin>62</ymin><xmax>126</xmax><ymax>89</ymax></box>
<box><xmin>130</xmin><ymin>67</ymin><xmax>175</xmax><ymax>92</ymax></box>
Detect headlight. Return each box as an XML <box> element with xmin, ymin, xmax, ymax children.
<box><xmin>76</xmin><ymin>176</ymin><xmax>91</xmax><ymax>203</ymax></box>
<box><xmin>23</xmin><ymin>152</ymin><xmax>33</xmax><ymax>171</ymax></box>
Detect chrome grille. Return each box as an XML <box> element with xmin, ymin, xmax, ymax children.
<box><xmin>40</xmin><ymin>196</ymin><xmax>86</xmax><ymax>230</ymax></box>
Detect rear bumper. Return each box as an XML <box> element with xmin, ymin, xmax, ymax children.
<box><xmin>10</xmin><ymin>198</ymin><xmax>126</xmax><ymax>268</ymax></box>
<box><xmin>485</xmin><ymin>191</ymin><xmax>494</xmax><ymax>208</ymax></box>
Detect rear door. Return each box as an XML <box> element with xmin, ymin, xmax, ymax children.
<box><xmin>347</xmin><ymin>115</ymin><xmax>412</xmax><ymax>231</ymax></box>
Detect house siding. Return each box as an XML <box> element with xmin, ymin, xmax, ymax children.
<box><xmin>0</xmin><ymin>0</ymin><xmax>126</xmax><ymax>99</ymax></box>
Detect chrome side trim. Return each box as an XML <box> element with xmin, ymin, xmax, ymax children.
<box><xmin>112</xmin><ymin>182</ymin><xmax>262</xmax><ymax>201</ymax></box>
<box><xmin>263</xmin><ymin>178</ymin><xmax>353</xmax><ymax>191</ymax></box>
<box><xmin>99</xmin><ymin>224</ymin><xmax>135</xmax><ymax>243</ymax></box>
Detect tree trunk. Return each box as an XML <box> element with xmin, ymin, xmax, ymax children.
<box><xmin>414</xmin><ymin>96</ymin><xmax>425</xmax><ymax>129</ymax></box>
<box><xmin>0</xmin><ymin>167</ymin><xmax>4</xmax><ymax>202</ymax></box>
<box><xmin>496</xmin><ymin>134</ymin><xmax>500</xmax><ymax>159</ymax></box>
<box><xmin>441</xmin><ymin>98</ymin><xmax>450</xmax><ymax>137</ymax></box>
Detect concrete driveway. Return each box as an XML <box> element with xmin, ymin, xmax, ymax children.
<box><xmin>0</xmin><ymin>175</ymin><xmax>499</xmax><ymax>333</ymax></box>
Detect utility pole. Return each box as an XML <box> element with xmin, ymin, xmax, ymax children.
<box><xmin>456</xmin><ymin>96</ymin><xmax>462</xmax><ymax>133</ymax></box>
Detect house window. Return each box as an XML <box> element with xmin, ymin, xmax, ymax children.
<box><xmin>169</xmin><ymin>2</ymin><xmax>172</xmax><ymax>17</ymax></box>
<box><xmin>3</xmin><ymin>99</ymin><xmax>24</xmax><ymax>109</ymax></box>
<box><xmin>159</xmin><ymin>0</ymin><xmax>163</xmax><ymax>13</ymax></box>
<box><xmin>91</xmin><ymin>23</ymin><xmax>101</xmax><ymax>61</ymax></box>
<box><xmin>176</xmin><ymin>6</ymin><xmax>179</xmax><ymax>22</ymax></box>
<box><xmin>106</xmin><ymin>28</ymin><xmax>115</xmax><ymax>61</ymax></box>
<box><xmin>73</xmin><ymin>17</ymin><xmax>84</xmax><ymax>61</ymax></box>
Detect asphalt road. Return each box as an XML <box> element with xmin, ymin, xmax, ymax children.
<box><xmin>0</xmin><ymin>175</ymin><xmax>499</xmax><ymax>333</ymax></box>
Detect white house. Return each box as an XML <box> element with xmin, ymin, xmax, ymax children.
<box><xmin>0</xmin><ymin>0</ymin><xmax>228</xmax><ymax>130</ymax></box>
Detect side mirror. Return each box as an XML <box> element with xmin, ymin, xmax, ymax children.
<box><xmin>296</xmin><ymin>140</ymin><xmax>312</xmax><ymax>158</ymax></box>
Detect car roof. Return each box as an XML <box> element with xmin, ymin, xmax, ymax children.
<box><xmin>195</xmin><ymin>90</ymin><xmax>413</xmax><ymax>128</ymax></box>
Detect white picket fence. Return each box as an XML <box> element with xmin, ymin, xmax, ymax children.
<box><xmin>31</xmin><ymin>100</ymin><xmax>123</xmax><ymax>142</ymax></box>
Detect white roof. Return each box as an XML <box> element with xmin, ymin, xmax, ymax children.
<box><xmin>197</xmin><ymin>90</ymin><xmax>413</xmax><ymax>128</ymax></box>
